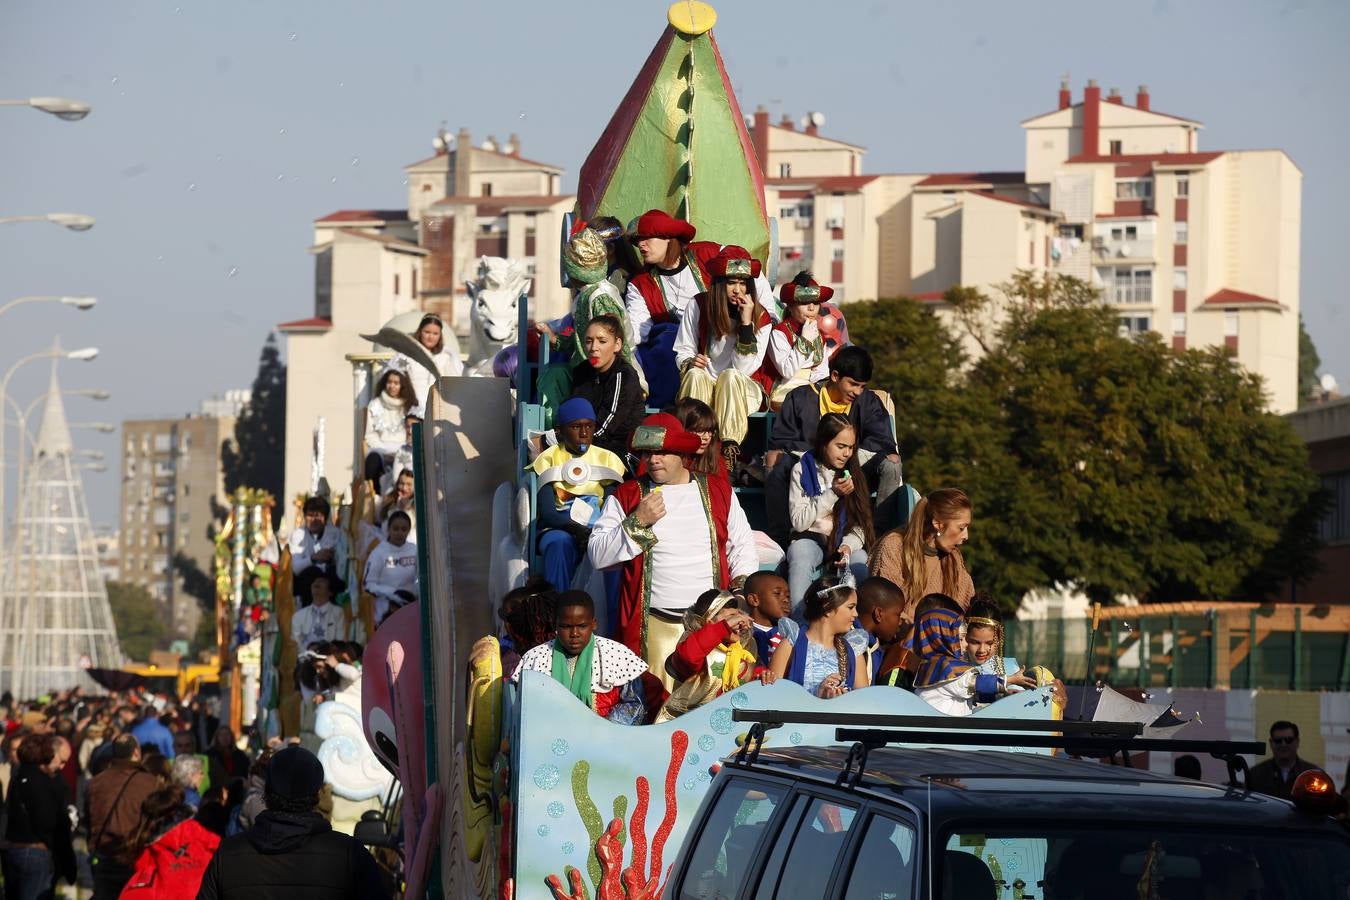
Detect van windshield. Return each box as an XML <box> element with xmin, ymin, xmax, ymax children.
<box><xmin>942</xmin><ymin>826</ymin><xmax>1350</xmax><ymax>900</ymax></box>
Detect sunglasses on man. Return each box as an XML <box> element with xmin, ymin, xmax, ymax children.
<box><xmin>1271</xmin><ymin>736</ymin><xmax>1297</xmax><ymax>745</ymax></box>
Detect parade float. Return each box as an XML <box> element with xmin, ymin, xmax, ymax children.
<box><xmin>358</xmin><ymin>5</ymin><xmax>1078</xmax><ymax>898</ymax></box>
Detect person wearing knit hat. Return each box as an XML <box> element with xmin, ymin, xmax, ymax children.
<box><xmin>535</xmin><ymin>227</ymin><xmax>648</xmax><ymax>428</ymax></box>
<box><xmin>529</xmin><ymin>396</ymin><xmax>627</xmax><ymax>593</ymax></box>
<box><xmin>622</xmin><ymin>209</ymin><xmax>775</xmax><ymax>409</ymax></box>
<box><xmin>588</xmin><ymin>412</ymin><xmax>758</xmax><ymax>687</ymax></box>
<box><xmin>196</xmin><ymin>744</ymin><xmax>389</xmax><ymax>899</ymax></box>
<box><xmin>765</xmin><ymin>270</ymin><xmax>835</xmax><ymax>408</ymax></box>
<box><xmin>672</xmin><ymin>245</ymin><xmax>775</xmax><ymax>471</ymax></box>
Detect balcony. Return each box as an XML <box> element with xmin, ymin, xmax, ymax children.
<box><xmin>1101</xmin><ymin>283</ymin><xmax>1153</xmax><ymax>305</ymax></box>
<box><xmin>1093</xmin><ymin>235</ymin><xmax>1155</xmax><ymax>262</ymax></box>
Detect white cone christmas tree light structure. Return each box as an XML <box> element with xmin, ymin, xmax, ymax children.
<box><xmin>0</xmin><ymin>364</ymin><xmax>121</xmax><ymax>697</ymax></box>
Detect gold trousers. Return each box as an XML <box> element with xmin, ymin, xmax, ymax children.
<box><xmin>643</xmin><ymin>614</ymin><xmax>686</xmax><ymax>692</ymax></box>
<box><xmin>678</xmin><ymin>367</ymin><xmax>764</xmax><ymax>445</ymax></box>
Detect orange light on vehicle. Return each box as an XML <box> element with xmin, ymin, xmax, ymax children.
<box><xmin>1291</xmin><ymin>769</ymin><xmax>1338</xmax><ymax>814</ymax></box>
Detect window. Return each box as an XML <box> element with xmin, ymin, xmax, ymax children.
<box><xmin>1225</xmin><ymin>311</ymin><xmax>1239</xmax><ymax>338</ymax></box>
<box><xmin>841</xmin><ymin>814</ymin><xmax>917</xmax><ymax>900</ymax></box>
<box><xmin>1109</xmin><ymin>226</ymin><xmax>1138</xmax><ymax>241</ymax></box>
<box><xmin>1176</xmin><ymin>174</ymin><xmax>1190</xmax><ymax>197</ymax></box>
<box><xmin>1115</xmin><ymin>179</ymin><xmax>1153</xmax><ymax>200</ymax></box>
<box><xmin>411</xmin><ymin>269</ymin><xmax>417</xmax><ymax>297</ymax></box>
<box><xmin>394</xmin><ymin>274</ymin><xmax>400</xmax><ymax>296</ymax></box>
<box><xmin>1172</xmin><ymin>313</ymin><xmax>1187</xmax><ymax>336</ymax></box>
<box><xmin>153</xmin><ymin>434</ymin><xmax>171</xmax><ymax>453</ymax></box>
<box><xmin>754</xmin><ymin>795</ymin><xmax>858</xmax><ymax>900</ymax></box>
<box><xmin>1099</xmin><ymin>267</ymin><xmax>1152</xmax><ymax>304</ymax></box>
<box><xmin>1173</xmin><ymin>267</ymin><xmax>1187</xmax><ymax>290</ymax></box>
<box><xmin>1117</xmin><ymin>314</ymin><xmax>1151</xmax><ymax>337</ymax></box>
<box><xmin>1175</xmin><ymin>220</ymin><xmax>1188</xmax><ymax>244</ymax></box>
<box><xmin>832</xmin><ymin>246</ymin><xmax>845</xmax><ymax>262</ymax></box>
<box><xmin>1109</xmin><ymin>139</ymin><xmax>1123</xmax><ymax>155</ymax></box>
<box><xmin>779</xmin><ymin>206</ymin><xmax>797</xmax><ymax>219</ymax></box>
<box><xmin>420</xmin><ymin>183</ymin><xmax>432</xmax><ymax>193</ymax></box>
<box><xmin>676</xmin><ymin>781</ymin><xmax>786</xmax><ymax>900</ymax></box>
<box><xmin>779</xmin><ymin>162</ymin><xmax>792</xmax><ymax>178</ymax></box>
<box><xmin>1321</xmin><ymin>471</ymin><xmax>1350</xmax><ymax>544</ymax></box>
<box><xmin>481</xmin><ymin>183</ymin><xmax>493</xmax><ymax>197</ymax></box>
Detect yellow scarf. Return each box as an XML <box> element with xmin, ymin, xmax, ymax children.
<box><xmin>720</xmin><ymin>640</ymin><xmax>753</xmax><ymax>691</ymax></box>
<box><xmin>819</xmin><ymin>386</ymin><xmax>851</xmax><ymax>417</ymax></box>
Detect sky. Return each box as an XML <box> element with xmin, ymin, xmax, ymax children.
<box><xmin>1</xmin><ymin>0</ymin><xmax>1346</xmax><ymax>527</ymax></box>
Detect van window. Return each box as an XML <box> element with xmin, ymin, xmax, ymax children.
<box><xmin>841</xmin><ymin>814</ymin><xmax>917</xmax><ymax>900</ymax></box>
<box><xmin>678</xmin><ymin>781</ymin><xmax>786</xmax><ymax>900</ymax></box>
<box><xmin>754</xmin><ymin>795</ymin><xmax>858</xmax><ymax>899</ymax></box>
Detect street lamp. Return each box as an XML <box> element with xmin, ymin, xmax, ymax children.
<box><xmin>0</xmin><ymin>97</ymin><xmax>92</xmax><ymax>121</ymax></box>
<box><xmin>80</xmin><ymin>463</ymin><xmax>107</xmax><ymax>473</ymax></box>
<box><xmin>0</xmin><ymin>213</ymin><xmax>96</xmax><ymax>232</ymax></box>
<box><xmin>78</xmin><ymin>450</ymin><xmax>106</xmax><ymax>460</ymax></box>
<box><xmin>0</xmin><ymin>296</ymin><xmax>97</xmax><ymax>319</ymax></box>
<box><xmin>0</xmin><ymin>345</ymin><xmax>99</xmax><ymax>554</ymax></box>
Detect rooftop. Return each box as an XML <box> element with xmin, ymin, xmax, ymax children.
<box><xmin>276</xmin><ymin>316</ymin><xmax>332</xmax><ymax>333</ymax></box>
<box><xmin>915</xmin><ymin>171</ymin><xmax>1026</xmax><ymax>188</ymax></box>
<box><xmin>314</xmin><ymin>209</ymin><xmax>409</xmax><ymax>224</ymax></box>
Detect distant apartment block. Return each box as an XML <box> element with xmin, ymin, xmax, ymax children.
<box><xmin>118</xmin><ymin>410</ymin><xmax>235</xmax><ymax>640</ymax></box>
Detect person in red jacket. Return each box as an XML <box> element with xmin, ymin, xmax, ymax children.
<box><xmin>656</xmin><ymin>590</ymin><xmax>775</xmax><ymax>722</ymax></box>
<box><xmin>623</xmin><ymin>209</ymin><xmax>773</xmax><ymax>408</ymax></box>
<box><xmin>118</xmin><ymin>791</ymin><xmax>223</xmax><ymax>899</ymax></box>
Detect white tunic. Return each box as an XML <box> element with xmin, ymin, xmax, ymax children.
<box><xmin>915</xmin><ymin>671</ymin><xmax>979</xmax><ymax>716</ymax></box>
<box><xmin>768</xmin><ymin>322</ymin><xmax>830</xmax><ymax>384</ymax></box>
<box><xmin>288</xmin><ymin>524</ymin><xmax>343</xmax><ymax>574</ymax></box>
<box><xmin>587</xmin><ymin>479</ymin><xmax>758</xmax><ymax>614</ymax></box>
<box><xmin>363</xmin><ymin>539</ymin><xmax>420</xmax><ymax>622</ymax></box>
<box><xmin>391</xmin><ymin>348</ymin><xmax>463</xmax><ymax>419</ymax></box>
<box><xmin>673</xmin><ymin>300</ymin><xmax>772</xmax><ymax>379</ymax></box>
<box><xmin>364</xmin><ymin>395</ymin><xmax>407</xmax><ymax>456</ymax></box>
<box><xmin>624</xmin><ymin>261</ymin><xmax>774</xmax><ymax>343</ymax></box>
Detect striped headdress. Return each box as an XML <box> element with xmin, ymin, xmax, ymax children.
<box><xmin>913</xmin><ymin>607</ymin><xmax>972</xmax><ymax>688</ymax></box>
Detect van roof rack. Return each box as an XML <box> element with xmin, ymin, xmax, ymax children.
<box><xmin>727</xmin><ymin>709</ymin><xmax>1262</xmax><ymax>789</ymax></box>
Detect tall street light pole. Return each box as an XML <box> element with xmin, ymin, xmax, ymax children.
<box><xmin>0</xmin><ymin>97</ymin><xmax>92</xmax><ymax>121</ymax></box>
<box><xmin>0</xmin><ymin>296</ymin><xmax>97</xmax><ymax>319</ymax></box>
<box><xmin>0</xmin><ymin>346</ymin><xmax>99</xmax><ymax>557</ymax></box>
<box><xmin>0</xmin><ymin>214</ymin><xmax>95</xmax><ymax>231</ymax></box>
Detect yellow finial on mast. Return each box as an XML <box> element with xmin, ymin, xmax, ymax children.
<box><xmin>668</xmin><ymin>1</ymin><xmax>716</xmax><ymax>35</ymax></box>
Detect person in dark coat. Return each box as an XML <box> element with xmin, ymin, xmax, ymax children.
<box><xmin>4</xmin><ymin>734</ymin><xmax>76</xmax><ymax>900</ymax></box>
<box><xmin>1248</xmin><ymin>720</ymin><xmax>1322</xmax><ymax>800</ymax></box>
<box><xmin>568</xmin><ymin>314</ymin><xmax>648</xmax><ymax>463</ymax></box>
<box><xmin>196</xmin><ymin>745</ymin><xmax>388</xmax><ymax>900</ymax></box>
<box><xmin>764</xmin><ymin>346</ymin><xmax>903</xmax><ymax>547</ymax></box>
<box><xmin>205</xmin><ymin>726</ymin><xmax>250</xmax><ymax>790</ymax></box>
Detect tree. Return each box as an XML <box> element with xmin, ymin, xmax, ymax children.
<box><xmin>106</xmin><ymin>580</ymin><xmax>167</xmax><ymax>661</ymax></box>
<box><xmin>848</xmin><ymin>272</ymin><xmax>1323</xmax><ymax>610</ymax></box>
<box><xmin>173</xmin><ymin>552</ymin><xmax>218</xmax><ymax>655</ymax></box>
<box><xmin>222</xmin><ymin>333</ymin><xmax>286</xmax><ymax>523</ymax></box>
<box><xmin>1298</xmin><ymin>314</ymin><xmax>1322</xmax><ymax>407</ymax></box>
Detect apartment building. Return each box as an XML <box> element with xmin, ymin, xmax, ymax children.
<box><xmin>118</xmin><ymin>411</ymin><xmax>235</xmax><ymax>640</ymax></box>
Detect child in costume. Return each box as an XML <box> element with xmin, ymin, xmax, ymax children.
<box><xmin>364</xmin><ymin>367</ymin><xmax>418</xmax><ymax>484</ymax></box>
<box><xmin>853</xmin><ymin>576</ymin><xmax>907</xmax><ymax>686</ymax></box>
<box><xmin>529</xmin><ymin>397</ymin><xmax>627</xmax><ymax>593</ymax></box>
<box><xmin>656</xmin><ymin>590</ymin><xmax>772</xmax><ymax>722</ymax></box>
<box><xmin>766</xmin><ymin>271</ymin><xmax>832</xmax><ymax>409</ymax></box>
<box><xmin>912</xmin><ymin>593</ymin><xmax>1039</xmax><ymax>715</ymax></box>
<box><xmin>964</xmin><ymin>595</ymin><xmax>1056</xmax><ymax>694</ymax></box>
<box><xmin>743</xmin><ymin>572</ymin><xmax>791</xmax><ymax>664</ymax></box>
<box><xmin>785</xmin><ymin>413</ymin><xmax>876</xmax><ymax>607</ymax></box>
<box><xmin>673</xmin><ymin>246</ymin><xmax>774</xmax><ymax>471</ymax></box>
<box><xmin>769</xmin><ymin>575</ymin><xmax>869</xmax><ymax>698</ymax></box>
<box><xmin>511</xmin><ymin>591</ymin><xmax>666</xmax><ymax>724</ymax></box>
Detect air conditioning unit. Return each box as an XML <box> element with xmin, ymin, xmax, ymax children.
<box><xmin>826</xmin><ymin>217</ymin><xmax>844</xmax><ymax>229</ymax></box>
<box><xmin>1091</xmin><ymin>236</ymin><xmax>1106</xmax><ymax>247</ymax></box>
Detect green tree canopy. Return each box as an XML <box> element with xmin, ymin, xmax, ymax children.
<box><xmin>1298</xmin><ymin>314</ymin><xmax>1322</xmax><ymax>407</ymax></box>
<box><xmin>846</xmin><ymin>272</ymin><xmax>1322</xmax><ymax>610</ymax></box>
<box><xmin>106</xmin><ymin>580</ymin><xmax>167</xmax><ymax>661</ymax></box>
<box><xmin>222</xmin><ymin>333</ymin><xmax>286</xmax><ymax>525</ymax></box>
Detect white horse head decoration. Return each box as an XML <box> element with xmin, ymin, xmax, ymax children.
<box><xmin>466</xmin><ymin>257</ymin><xmax>530</xmax><ymax>374</ymax></box>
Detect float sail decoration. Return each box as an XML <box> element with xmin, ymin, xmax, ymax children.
<box><xmin>576</xmin><ymin>2</ymin><xmax>770</xmax><ymax>264</ymax></box>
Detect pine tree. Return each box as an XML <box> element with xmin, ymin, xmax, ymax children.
<box><xmin>222</xmin><ymin>333</ymin><xmax>287</xmax><ymax>523</ymax></box>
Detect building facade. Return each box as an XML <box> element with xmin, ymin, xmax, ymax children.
<box><xmin>1285</xmin><ymin>397</ymin><xmax>1350</xmax><ymax>603</ymax></box>
<box><xmin>118</xmin><ymin>411</ymin><xmax>235</xmax><ymax>640</ymax></box>
<box><xmin>280</xmin><ymin>129</ymin><xmax>574</xmax><ymax>507</ymax></box>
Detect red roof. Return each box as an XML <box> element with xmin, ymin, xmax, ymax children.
<box><xmin>335</xmin><ymin>228</ymin><xmax>427</xmax><ymax>253</ymax></box>
<box><xmin>1201</xmin><ymin>288</ymin><xmax>1284</xmax><ymax>309</ymax></box>
<box><xmin>969</xmin><ymin>191</ymin><xmax>1057</xmax><ymax>214</ymax></box>
<box><xmin>315</xmin><ymin>209</ymin><xmax>408</xmax><ymax>224</ymax></box>
<box><xmin>1021</xmin><ymin>102</ymin><xmax>1202</xmax><ymax>127</ymax></box>
<box><xmin>764</xmin><ymin>175</ymin><xmax>878</xmax><ymax>192</ymax></box>
<box><xmin>1065</xmin><ymin>151</ymin><xmax>1222</xmax><ymax>166</ymax></box>
<box><xmin>431</xmin><ymin>194</ymin><xmax>572</xmax><ymax>214</ymax></box>
<box><xmin>916</xmin><ymin>171</ymin><xmax>1025</xmax><ymax>188</ymax></box>
<box><xmin>276</xmin><ymin>317</ymin><xmax>333</xmax><ymax>332</ymax></box>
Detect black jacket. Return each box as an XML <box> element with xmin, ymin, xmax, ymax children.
<box><xmin>569</xmin><ymin>358</ymin><xmax>646</xmax><ymax>459</ymax></box>
<box><xmin>5</xmin><ymin>763</ymin><xmax>77</xmax><ymax>883</ymax></box>
<box><xmin>196</xmin><ymin>809</ymin><xmax>388</xmax><ymax>900</ymax></box>
<box><xmin>769</xmin><ymin>383</ymin><xmax>897</xmax><ymax>456</ymax></box>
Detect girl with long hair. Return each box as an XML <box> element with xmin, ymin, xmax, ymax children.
<box><xmin>784</xmin><ymin>413</ymin><xmax>876</xmax><ymax>606</ymax></box>
<box><xmin>769</xmin><ymin>575</ymin><xmax>869</xmax><ymax>697</ymax></box>
<box><xmin>868</xmin><ymin>487</ymin><xmax>975</xmax><ymax>618</ymax></box>
<box><xmin>363</xmin><ymin>367</ymin><xmax>418</xmax><ymax>483</ymax></box>
<box><xmin>672</xmin><ymin>246</ymin><xmax>774</xmax><ymax>471</ymax></box>
<box><xmin>765</xmin><ymin>271</ymin><xmax>832</xmax><ymax>409</ymax></box>
<box><xmin>912</xmin><ymin>593</ymin><xmax>1037</xmax><ymax>715</ymax></box>
<box><xmin>390</xmin><ymin>313</ymin><xmax>463</xmax><ymax>419</ymax></box>
<box><xmin>569</xmin><ymin>315</ymin><xmax>647</xmax><ymax>460</ymax></box>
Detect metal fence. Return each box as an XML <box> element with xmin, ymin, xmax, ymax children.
<box><xmin>1005</xmin><ymin>604</ymin><xmax>1350</xmax><ymax>691</ymax></box>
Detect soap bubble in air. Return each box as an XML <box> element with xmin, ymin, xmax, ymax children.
<box><xmin>288</xmin><ymin>32</ymin><xmax>297</xmax><ymax>42</ymax></box>
<box><xmin>350</xmin><ymin>156</ymin><xmax>360</xmax><ymax>167</ymax></box>
<box><xmin>187</xmin><ymin>182</ymin><xmax>197</xmax><ymax>191</ymax></box>
<box><xmin>227</xmin><ymin>266</ymin><xmax>239</xmax><ymax>278</ymax></box>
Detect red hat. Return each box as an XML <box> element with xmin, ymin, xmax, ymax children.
<box><xmin>628</xmin><ymin>412</ymin><xmax>702</xmax><ymax>456</ymax></box>
<box><xmin>780</xmin><ymin>270</ymin><xmax>834</xmax><ymax>304</ymax></box>
<box><xmin>708</xmin><ymin>245</ymin><xmax>762</xmax><ymax>281</ymax></box>
<box><xmin>628</xmin><ymin>209</ymin><xmax>696</xmax><ymax>243</ymax></box>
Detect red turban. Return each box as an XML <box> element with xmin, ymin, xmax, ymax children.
<box><xmin>628</xmin><ymin>412</ymin><xmax>703</xmax><ymax>456</ymax></box>
<box><xmin>628</xmin><ymin>209</ymin><xmax>697</xmax><ymax>243</ymax></box>
<box><xmin>708</xmin><ymin>245</ymin><xmax>762</xmax><ymax>281</ymax></box>
<box><xmin>780</xmin><ymin>271</ymin><xmax>834</xmax><ymax>304</ymax></box>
